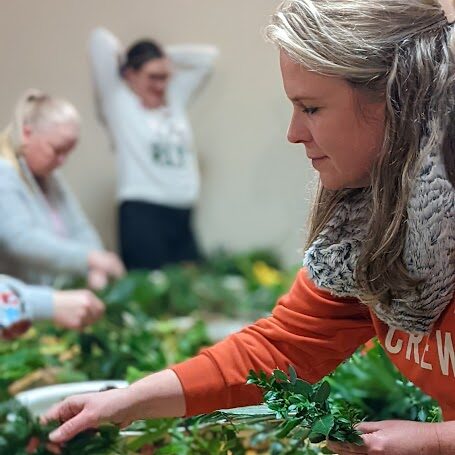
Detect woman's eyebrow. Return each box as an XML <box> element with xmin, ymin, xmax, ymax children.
<box><xmin>289</xmin><ymin>95</ymin><xmax>321</xmax><ymax>103</ymax></box>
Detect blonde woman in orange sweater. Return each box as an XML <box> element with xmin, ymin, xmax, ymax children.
<box><xmin>44</xmin><ymin>0</ymin><xmax>455</xmax><ymax>453</ymax></box>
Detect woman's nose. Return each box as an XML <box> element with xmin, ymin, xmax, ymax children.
<box><xmin>287</xmin><ymin>112</ymin><xmax>313</xmax><ymax>144</ymax></box>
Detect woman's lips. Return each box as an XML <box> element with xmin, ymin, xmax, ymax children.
<box><xmin>308</xmin><ymin>155</ymin><xmax>328</xmax><ymax>161</ymax></box>
<box><xmin>309</xmin><ymin>156</ymin><xmax>329</xmax><ymax>169</ymax></box>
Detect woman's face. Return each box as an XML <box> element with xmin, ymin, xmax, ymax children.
<box><xmin>22</xmin><ymin>123</ymin><xmax>78</xmax><ymax>178</ymax></box>
<box><xmin>280</xmin><ymin>51</ymin><xmax>386</xmax><ymax>190</ymax></box>
<box><xmin>124</xmin><ymin>57</ymin><xmax>172</xmax><ymax>109</ymax></box>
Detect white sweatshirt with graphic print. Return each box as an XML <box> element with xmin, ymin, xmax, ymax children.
<box><xmin>89</xmin><ymin>27</ymin><xmax>218</xmax><ymax>208</ymax></box>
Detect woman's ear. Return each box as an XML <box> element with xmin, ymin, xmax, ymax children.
<box><xmin>21</xmin><ymin>125</ymin><xmax>37</xmax><ymax>152</ymax></box>
<box><xmin>21</xmin><ymin>125</ymin><xmax>33</xmax><ymax>150</ymax></box>
<box><xmin>122</xmin><ymin>67</ymin><xmax>134</xmax><ymax>82</ymax></box>
<box><xmin>22</xmin><ymin>125</ymin><xmax>32</xmax><ymax>139</ymax></box>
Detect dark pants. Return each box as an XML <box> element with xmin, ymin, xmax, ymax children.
<box><xmin>119</xmin><ymin>200</ymin><xmax>201</xmax><ymax>271</ymax></box>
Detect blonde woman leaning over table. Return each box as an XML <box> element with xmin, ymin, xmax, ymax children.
<box><xmin>0</xmin><ymin>90</ymin><xmax>124</xmax><ymax>290</ymax></box>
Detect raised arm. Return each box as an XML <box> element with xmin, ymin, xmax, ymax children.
<box><xmin>166</xmin><ymin>44</ymin><xmax>219</xmax><ymax>108</ymax></box>
<box><xmin>88</xmin><ymin>27</ymin><xmax>124</xmax><ymax>105</ymax></box>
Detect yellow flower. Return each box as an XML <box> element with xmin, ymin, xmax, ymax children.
<box><xmin>252</xmin><ymin>261</ymin><xmax>282</xmax><ymax>287</ymax></box>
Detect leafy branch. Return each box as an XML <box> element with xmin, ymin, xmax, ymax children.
<box><xmin>246</xmin><ymin>366</ymin><xmax>363</xmax><ymax>446</ymax></box>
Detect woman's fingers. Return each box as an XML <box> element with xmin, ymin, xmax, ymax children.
<box><xmin>48</xmin><ymin>409</ymin><xmax>97</xmax><ymax>443</ymax></box>
<box><xmin>42</xmin><ymin>395</ymin><xmax>99</xmax><ymax>444</ymax></box>
<box><xmin>356</xmin><ymin>421</ymin><xmax>382</xmax><ymax>434</ymax></box>
<box><xmin>326</xmin><ymin>440</ymin><xmax>368</xmax><ymax>454</ymax></box>
<box><xmin>42</xmin><ymin>396</ymin><xmax>83</xmax><ymax>424</ymax></box>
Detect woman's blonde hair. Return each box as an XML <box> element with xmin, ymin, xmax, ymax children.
<box><xmin>10</xmin><ymin>89</ymin><xmax>80</xmax><ymax>151</ymax></box>
<box><xmin>266</xmin><ymin>0</ymin><xmax>455</xmax><ymax>307</ymax></box>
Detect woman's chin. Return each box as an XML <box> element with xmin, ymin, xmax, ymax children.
<box><xmin>320</xmin><ymin>174</ymin><xmax>370</xmax><ymax>191</ymax></box>
<box><xmin>319</xmin><ymin>176</ymin><xmax>344</xmax><ymax>191</ymax></box>
<box><xmin>142</xmin><ymin>96</ymin><xmax>165</xmax><ymax>109</ymax></box>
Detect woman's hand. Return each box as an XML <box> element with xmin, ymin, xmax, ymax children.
<box><xmin>53</xmin><ymin>290</ymin><xmax>105</xmax><ymax>330</ymax></box>
<box><xmin>327</xmin><ymin>420</ymin><xmax>443</xmax><ymax>455</ymax></box>
<box><xmin>41</xmin><ymin>369</ymin><xmax>186</xmax><ymax>443</ymax></box>
<box><xmin>87</xmin><ymin>268</ymin><xmax>109</xmax><ymax>290</ymax></box>
<box><xmin>88</xmin><ymin>250</ymin><xmax>125</xmax><ymax>290</ymax></box>
<box><xmin>42</xmin><ymin>387</ymin><xmax>136</xmax><ymax>443</ymax></box>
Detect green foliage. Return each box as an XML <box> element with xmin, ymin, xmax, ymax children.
<box><xmin>0</xmin><ymin>315</ymin><xmax>210</xmax><ymax>399</ymax></box>
<box><xmin>0</xmin><ymin>249</ymin><xmax>291</xmax><ymax>397</ymax></box>
<box><xmin>0</xmin><ymin>400</ymin><xmax>124</xmax><ymax>455</ymax></box>
<box><xmin>0</xmin><ymin>349</ymin><xmax>443</xmax><ymax>454</ymax></box>
<box><xmin>327</xmin><ymin>341</ymin><xmax>442</xmax><ymax>423</ymax></box>
<box><xmin>246</xmin><ymin>366</ymin><xmax>362</xmax><ymax>448</ymax></box>
<box><xmin>97</xmin><ymin>249</ymin><xmax>295</xmax><ymax>321</ymax></box>
<box><xmin>74</xmin><ymin>317</ymin><xmax>211</xmax><ymax>381</ymax></box>
<box><xmin>0</xmin><ymin>251</ymin><xmax>443</xmax><ymax>454</ymax></box>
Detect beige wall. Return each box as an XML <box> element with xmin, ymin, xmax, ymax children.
<box><xmin>0</xmin><ymin>0</ymin><xmax>316</xmax><ymax>266</ymax></box>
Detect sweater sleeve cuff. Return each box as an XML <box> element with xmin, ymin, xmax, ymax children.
<box><xmin>72</xmin><ymin>248</ymin><xmax>91</xmax><ymax>275</ymax></box>
<box><xmin>23</xmin><ymin>286</ymin><xmax>54</xmax><ymax>320</ymax></box>
<box><xmin>171</xmin><ymin>353</ymin><xmax>230</xmax><ymax>416</ymax></box>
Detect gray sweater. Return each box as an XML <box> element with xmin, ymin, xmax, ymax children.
<box><xmin>0</xmin><ymin>158</ymin><xmax>103</xmax><ymax>286</ymax></box>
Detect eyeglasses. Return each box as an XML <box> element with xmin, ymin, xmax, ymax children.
<box><xmin>147</xmin><ymin>73</ymin><xmax>171</xmax><ymax>82</ymax></box>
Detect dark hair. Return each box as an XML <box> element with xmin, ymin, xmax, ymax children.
<box><xmin>120</xmin><ymin>39</ymin><xmax>165</xmax><ymax>75</ymax></box>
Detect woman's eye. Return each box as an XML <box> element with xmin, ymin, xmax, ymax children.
<box><xmin>302</xmin><ymin>107</ymin><xmax>319</xmax><ymax>115</ymax></box>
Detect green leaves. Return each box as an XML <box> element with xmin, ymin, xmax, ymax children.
<box><xmin>0</xmin><ymin>353</ymin><xmax>442</xmax><ymax>454</ymax></box>
<box><xmin>0</xmin><ymin>250</ymin><xmax>443</xmax><ymax>454</ymax></box>
<box><xmin>97</xmin><ymin>250</ymin><xmax>294</xmax><ymax>321</ymax></box>
<box><xmin>327</xmin><ymin>341</ymin><xmax>442</xmax><ymax>423</ymax></box>
<box><xmin>127</xmin><ymin>419</ymin><xmax>177</xmax><ymax>451</ymax></box>
<box><xmin>273</xmin><ymin>369</ymin><xmax>289</xmax><ymax>382</ymax></box>
<box><xmin>289</xmin><ymin>365</ymin><xmax>298</xmax><ymax>384</ymax></box>
<box><xmin>308</xmin><ymin>415</ymin><xmax>335</xmax><ymax>443</ymax></box>
<box><xmin>294</xmin><ymin>379</ymin><xmax>313</xmax><ymax>398</ymax></box>
<box><xmin>247</xmin><ymin>366</ymin><xmax>361</xmax><ymax>449</ymax></box>
<box><xmin>275</xmin><ymin>418</ymin><xmax>301</xmax><ymax>438</ymax></box>
<box><xmin>0</xmin><ymin>400</ymin><xmax>124</xmax><ymax>455</ymax></box>
<box><xmin>313</xmin><ymin>382</ymin><xmax>331</xmax><ymax>405</ymax></box>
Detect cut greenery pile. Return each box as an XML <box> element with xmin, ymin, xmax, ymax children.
<box><xmin>1</xmin><ymin>348</ymin><xmax>440</xmax><ymax>454</ymax></box>
<box><xmin>1</xmin><ymin>250</ymin><xmax>290</xmax><ymax>400</ymax></box>
<box><xmin>0</xmin><ymin>251</ymin><xmax>441</xmax><ymax>454</ymax></box>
